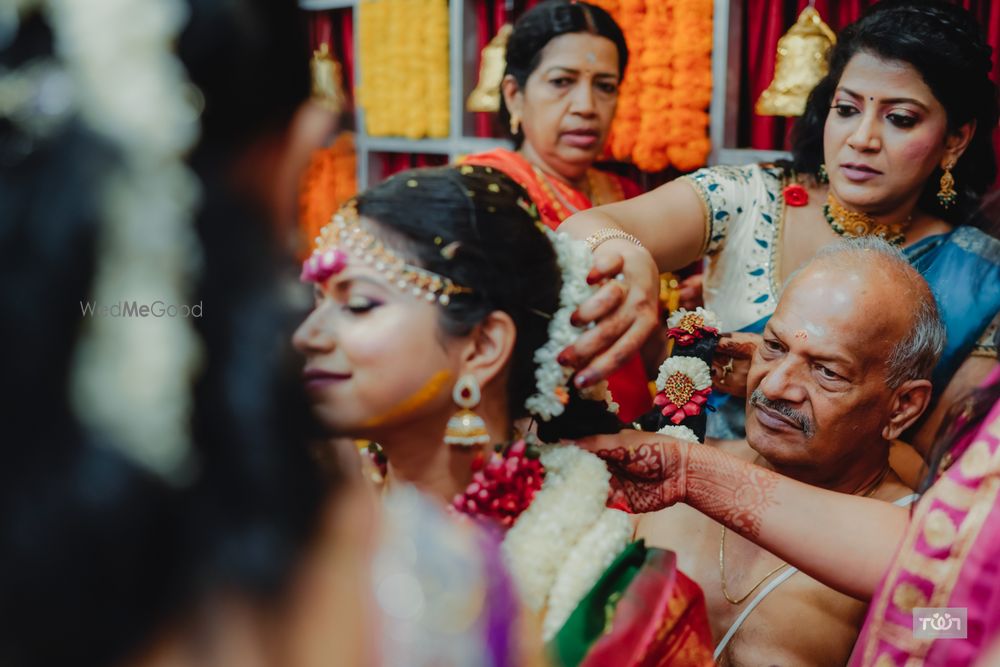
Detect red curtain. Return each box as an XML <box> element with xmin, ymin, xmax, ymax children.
<box><xmin>378</xmin><ymin>153</ymin><xmax>449</xmax><ymax>180</ymax></box>
<box><xmin>743</xmin><ymin>0</ymin><xmax>1000</xmax><ymax>191</ymax></box>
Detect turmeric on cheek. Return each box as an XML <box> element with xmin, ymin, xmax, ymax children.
<box><xmin>361</xmin><ymin>370</ymin><xmax>453</xmax><ymax>428</ymax></box>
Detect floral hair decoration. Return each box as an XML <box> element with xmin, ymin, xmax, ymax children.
<box><xmin>301</xmin><ymin>199</ymin><xmax>473</xmax><ymax>306</ymax></box>
<box><xmin>666</xmin><ymin>306</ymin><xmax>721</xmax><ymax>347</ymax></box>
<box><xmin>654</xmin><ymin>355</ymin><xmax>713</xmax><ymax>424</ymax></box>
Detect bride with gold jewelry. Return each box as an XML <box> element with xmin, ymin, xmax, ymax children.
<box><xmin>293</xmin><ymin>165</ymin><xmax>715</xmax><ymax>665</ymax></box>
<box><xmin>558</xmin><ymin>0</ymin><xmax>1000</xmax><ymax>459</ymax></box>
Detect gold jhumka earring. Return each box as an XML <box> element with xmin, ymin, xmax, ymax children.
<box><xmin>444</xmin><ymin>374</ymin><xmax>491</xmax><ymax>447</ymax></box>
<box><xmin>938</xmin><ymin>160</ymin><xmax>957</xmax><ymax>209</ymax></box>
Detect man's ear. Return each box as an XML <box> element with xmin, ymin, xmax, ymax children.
<box><xmin>883</xmin><ymin>379</ymin><xmax>933</xmax><ymax>441</ymax></box>
<box><xmin>458</xmin><ymin>310</ymin><xmax>517</xmax><ymax>392</ymax></box>
<box><xmin>501</xmin><ymin>74</ymin><xmax>523</xmax><ymax>120</ymax></box>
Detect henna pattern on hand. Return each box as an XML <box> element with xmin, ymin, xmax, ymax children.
<box><xmin>716</xmin><ymin>337</ymin><xmax>756</xmax><ymax>360</ymax></box>
<box><xmin>596</xmin><ymin>441</ymin><xmax>686</xmax><ymax>513</ymax></box>
<box><xmin>685</xmin><ymin>446</ymin><xmax>777</xmax><ymax>538</ymax></box>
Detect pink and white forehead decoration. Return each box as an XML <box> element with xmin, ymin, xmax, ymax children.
<box><xmin>300</xmin><ymin>199</ymin><xmax>473</xmax><ymax>306</ymax></box>
<box><xmin>301</xmin><ymin>246</ymin><xmax>349</xmax><ymax>284</ymax></box>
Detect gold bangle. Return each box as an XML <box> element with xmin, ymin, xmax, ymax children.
<box><xmin>585</xmin><ymin>228</ymin><xmax>645</xmax><ymax>252</ymax></box>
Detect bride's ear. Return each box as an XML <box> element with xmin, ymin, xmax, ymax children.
<box><xmin>460</xmin><ymin>310</ymin><xmax>517</xmax><ymax>391</ymax></box>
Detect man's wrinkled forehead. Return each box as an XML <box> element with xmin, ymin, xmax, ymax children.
<box><xmin>774</xmin><ymin>263</ymin><xmax>907</xmax><ymax>371</ymax></box>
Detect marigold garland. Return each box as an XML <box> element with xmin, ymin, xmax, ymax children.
<box><xmin>605</xmin><ymin>0</ymin><xmax>645</xmax><ymax>162</ymax></box>
<box><xmin>600</xmin><ymin>0</ymin><xmax>713</xmax><ymax>172</ymax></box>
<box><xmin>633</xmin><ymin>0</ymin><xmax>671</xmax><ymax>171</ymax></box>
<box><xmin>358</xmin><ymin>0</ymin><xmax>449</xmax><ymax>138</ymax></box>
<box><xmin>299</xmin><ymin>131</ymin><xmax>357</xmax><ymax>257</ymax></box>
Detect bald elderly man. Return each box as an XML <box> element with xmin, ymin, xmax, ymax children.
<box><xmin>614</xmin><ymin>238</ymin><xmax>944</xmax><ymax>666</ymax></box>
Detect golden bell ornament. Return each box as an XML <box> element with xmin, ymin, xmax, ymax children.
<box><xmin>467</xmin><ymin>23</ymin><xmax>514</xmax><ymax>113</ymax></box>
<box><xmin>310</xmin><ymin>43</ymin><xmax>347</xmax><ymax>114</ymax></box>
<box><xmin>755</xmin><ymin>6</ymin><xmax>836</xmax><ymax>117</ymax></box>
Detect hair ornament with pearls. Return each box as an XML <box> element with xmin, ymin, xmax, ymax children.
<box><xmin>301</xmin><ymin>199</ymin><xmax>474</xmax><ymax>305</ymax></box>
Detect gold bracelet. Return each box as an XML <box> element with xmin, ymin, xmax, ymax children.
<box><xmin>584</xmin><ymin>228</ymin><xmax>645</xmax><ymax>252</ymax></box>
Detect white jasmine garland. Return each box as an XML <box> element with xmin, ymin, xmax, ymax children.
<box><xmin>666</xmin><ymin>306</ymin><xmax>722</xmax><ymax>331</ymax></box>
<box><xmin>655</xmin><ymin>356</ymin><xmax>712</xmax><ymax>393</ymax></box>
<box><xmin>524</xmin><ymin>229</ymin><xmax>595</xmax><ymax>421</ymax></box>
<box><xmin>501</xmin><ymin>444</ymin><xmax>610</xmax><ymax>611</ymax></box>
<box><xmin>46</xmin><ymin>0</ymin><xmax>200</xmax><ymax>159</ymax></box>
<box><xmin>542</xmin><ymin>507</ymin><xmax>632</xmax><ymax>640</ymax></box>
<box><xmin>656</xmin><ymin>423</ymin><xmax>701</xmax><ymax>443</ymax></box>
<box><xmin>46</xmin><ymin>0</ymin><xmax>203</xmax><ymax>479</ymax></box>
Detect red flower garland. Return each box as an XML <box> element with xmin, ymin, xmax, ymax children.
<box><xmin>452</xmin><ymin>440</ymin><xmax>546</xmax><ymax>528</ymax></box>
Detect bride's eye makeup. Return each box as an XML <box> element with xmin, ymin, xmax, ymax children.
<box><xmin>344</xmin><ymin>294</ymin><xmax>381</xmax><ymax>314</ymax></box>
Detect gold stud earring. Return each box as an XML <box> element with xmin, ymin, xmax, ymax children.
<box><xmin>817</xmin><ymin>163</ymin><xmax>829</xmax><ymax>184</ymax></box>
<box><xmin>937</xmin><ymin>160</ymin><xmax>957</xmax><ymax>209</ymax></box>
<box><xmin>444</xmin><ymin>374</ymin><xmax>491</xmax><ymax>447</ymax></box>
<box><xmin>509</xmin><ymin>113</ymin><xmax>521</xmax><ymax>136</ymax></box>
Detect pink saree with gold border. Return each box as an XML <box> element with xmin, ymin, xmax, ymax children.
<box><xmin>851</xmin><ymin>365</ymin><xmax>1000</xmax><ymax>666</ymax></box>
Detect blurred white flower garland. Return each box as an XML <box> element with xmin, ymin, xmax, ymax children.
<box><xmin>33</xmin><ymin>0</ymin><xmax>204</xmax><ymax>479</ymax></box>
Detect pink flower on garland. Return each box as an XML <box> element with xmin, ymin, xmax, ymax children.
<box><xmin>666</xmin><ymin>307</ymin><xmax>721</xmax><ymax>346</ymax></box>
<box><xmin>452</xmin><ymin>440</ymin><xmax>546</xmax><ymax>528</ymax></box>
<box><xmin>654</xmin><ymin>356</ymin><xmax>712</xmax><ymax>424</ymax></box>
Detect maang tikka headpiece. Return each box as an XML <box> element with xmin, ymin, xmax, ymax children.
<box><xmin>301</xmin><ymin>199</ymin><xmax>474</xmax><ymax>306</ymax></box>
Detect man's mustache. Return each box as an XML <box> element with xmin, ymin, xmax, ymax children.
<box><xmin>749</xmin><ymin>388</ymin><xmax>815</xmax><ymax>438</ymax></box>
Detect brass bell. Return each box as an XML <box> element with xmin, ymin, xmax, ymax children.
<box><xmin>467</xmin><ymin>23</ymin><xmax>514</xmax><ymax>113</ymax></box>
<box><xmin>310</xmin><ymin>43</ymin><xmax>347</xmax><ymax>114</ymax></box>
<box><xmin>756</xmin><ymin>6</ymin><xmax>836</xmax><ymax>117</ymax></box>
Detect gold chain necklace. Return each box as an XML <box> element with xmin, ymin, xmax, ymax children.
<box><xmin>719</xmin><ymin>463</ymin><xmax>890</xmax><ymax>605</ymax></box>
<box><xmin>823</xmin><ymin>193</ymin><xmax>911</xmax><ymax>246</ymax></box>
<box><xmin>530</xmin><ymin>164</ymin><xmax>613</xmax><ymax>220</ymax></box>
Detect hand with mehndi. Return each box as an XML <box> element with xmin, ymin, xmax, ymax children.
<box><xmin>559</xmin><ymin>242</ymin><xmax>661</xmax><ymax>389</ymax></box>
<box><xmin>575</xmin><ymin>430</ymin><xmax>689</xmax><ymax>514</ymax></box>
<box><xmin>712</xmin><ymin>332</ymin><xmax>759</xmax><ymax>397</ymax></box>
